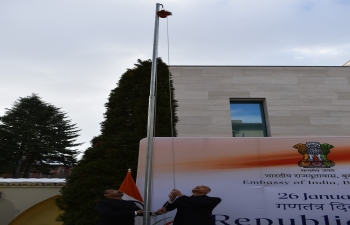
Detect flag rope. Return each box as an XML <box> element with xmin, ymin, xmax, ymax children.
<box><xmin>167</xmin><ymin>10</ymin><xmax>176</xmax><ymax>191</ymax></box>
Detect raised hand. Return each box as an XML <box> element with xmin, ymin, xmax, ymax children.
<box><xmin>155</xmin><ymin>207</ymin><xmax>167</xmax><ymax>215</ymax></box>
<box><xmin>171</xmin><ymin>189</ymin><xmax>183</xmax><ymax>197</ymax></box>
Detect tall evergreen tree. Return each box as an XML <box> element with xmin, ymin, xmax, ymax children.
<box><xmin>56</xmin><ymin>58</ymin><xmax>178</xmax><ymax>225</ymax></box>
<box><xmin>0</xmin><ymin>94</ymin><xmax>81</xmax><ymax>177</ymax></box>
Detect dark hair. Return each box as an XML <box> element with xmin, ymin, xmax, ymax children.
<box><xmin>101</xmin><ymin>189</ymin><xmax>119</xmax><ymax>198</ymax></box>
<box><xmin>101</xmin><ymin>190</ymin><xmax>111</xmax><ymax>198</ymax></box>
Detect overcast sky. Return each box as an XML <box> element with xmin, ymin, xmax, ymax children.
<box><xmin>1</xmin><ymin>0</ymin><xmax>349</xmax><ymax>158</ymax></box>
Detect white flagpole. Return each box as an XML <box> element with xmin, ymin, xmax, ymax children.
<box><xmin>143</xmin><ymin>3</ymin><xmax>161</xmax><ymax>225</ymax></box>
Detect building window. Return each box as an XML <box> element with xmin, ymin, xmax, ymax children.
<box><xmin>230</xmin><ymin>101</ymin><xmax>267</xmax><ymax>137</ymax></box>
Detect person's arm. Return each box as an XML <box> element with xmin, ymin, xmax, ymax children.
<box><xmin>135</xmin><ymin>210</ymin><xmax>143</xmax><ymax>216</ymax></box>
<box><xmin>176</xmin><ymin>196</ymin><xmax>221</xmax><ymax>208</ymax></box>
<box><xmin>165</xmin><ymin>192</ymin><xmax>181</xmax><ymax>210</ymax></box>
<box><xmin>156</xmin><ymin>200</ymin><xmax>177</xmax><ymax>215</ymax></box>
<box><xmin>160</xmin><ymin>199</ymin><xmax>177</xmax><ymax>212</ymax></box>
<box><xmin>156</xmin><ymin>206</ymin><xmax>167</xmax><ymax>215</ymax></box>
<box><xmin>95</xmin><ymin>201</ymin><xmax>137</xmax><ymax>219</ymax></box>
<box><xmin>129</xmin><ymin>201</ymin><xmax>144</xmax><ymax>216</ymax></box>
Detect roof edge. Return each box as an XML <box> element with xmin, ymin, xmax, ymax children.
<box><xmin>169</xmin><ymin>65</ymin><xmax>349</xmax><ymax>68</ymax></box>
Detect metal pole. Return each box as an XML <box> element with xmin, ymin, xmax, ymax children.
<box><xmin>143</xmin><ymin>3</ymin><xmax>161</xmax><ymax>225</ymax></box>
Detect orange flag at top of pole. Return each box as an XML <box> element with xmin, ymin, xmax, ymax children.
<box><xmin>119</xmin><ymin>169</ymin><xmax>143</xmax><ymax>202</ymax></box>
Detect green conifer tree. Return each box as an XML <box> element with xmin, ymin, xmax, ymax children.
<box><xmin>56</xmin><ymin>58</ymin><xmax>178</xmax><ymax>225</ymax></box>
<box><xmin>0</xmin><ymin>94</ymin><xmax>81</xmax><ymax>177</ymax></box>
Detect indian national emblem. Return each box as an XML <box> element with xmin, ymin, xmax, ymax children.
<box><xmin>293</xmin><ymin>142</ymin><xmax>335</xmax><ymax>168</ymax></box>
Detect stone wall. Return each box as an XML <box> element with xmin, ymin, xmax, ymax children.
<box><xmin>169</xmin><ymin>66</ymin><xmax>350</xmax><ymax>137</ymax></box>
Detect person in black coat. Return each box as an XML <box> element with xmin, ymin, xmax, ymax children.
<box><xmin>95</xmin><ymin>189</ymin><xmax>143</xmax><ymax>225</ymax></box>
<box><xmin>156</xmin><ymin>185</ymin><xmax>221</xmax><ymax>225</ymax></box>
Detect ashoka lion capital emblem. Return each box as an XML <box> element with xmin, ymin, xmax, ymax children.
<box><xmin>293</xmin><ymin>142</ymin><xmax>335</xmax><ymax>168</ymax></box>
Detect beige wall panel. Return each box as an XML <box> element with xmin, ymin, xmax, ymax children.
<box><xmin>243</xmin><ymin>69</ymin><xmax>274</xmax><ymax>76</ymax></box>
<box><xmin>329</xmin><ymin>112</ymin><xmax>350</xmax><ymax>117</ymax></box>
<box><xmin>170</xmin><ymin>66</ymin><xmax>350</xmax><ymax>137</ymax></box>
<box><xmin>310</xmin><ymin>117</ymin><xmax>342</xmax><ymax>125</ymax></box>
<box><xmin>332</xmin><ymin>100</ymin><xmax>350</xmax><ymax>105</ymax></box>
<box><xmin>176</xmin><ymin>124</ymin><xmax>231</xmax><ymax>135</ymax></box>
<box><xmin>179</xmin><ymin>68</ymin><xmax>203</xmax><ymax>77</ymax></box>
<box><xmin>211</xmin><ymin>117</ymin><xmax>232</xmax><ymax>125</ymax></box>
<box><xmin>290</xmin><ymin>110</ymin><xmax>329</xmax><ymax>116</ymax></box>
<box><xmin>208</xmin><ymin>91</ymin><xmax>249</xmax><ymax>97</ymax></box>
<box><xmin>297</xmin><ymin>77</ymin><xmax>326</xmax><ymax>84</ymax></box>
<box><xmin>292</xmin><ymin>125</ymin><xmax>350</xmax><ymax>135</ymax></box>
<box><xmin>266</xmin><ymin>99</ymin><xmax>333</xmax><ymax>106</ymax></box>
<box><xmin>298</xmin><ymin>92</ymin><xmax>338</xmax><ymax>100</ymax></box>
<box><xmin>271</xmin><ymin>125</ymin><xmax>350</xmax><ymax>136</ymax></box>
<box><xmin>178</xmin><ymin>104</ymin><xmax>206</xmax><ymax>110</ymax></box>
<box><xmin>177</xmin><ymin>133</ymin><xmax>231</xmax><ymax>137</ymax></box>
<box><xmin>176</xmin><ymin>99</ymin><xmax>229</xmax><ymax>105</ymax></box>
<box><xmin>231</xmin><ymin>70</ymin><xmax>245</xmax><ymax>77</ymax></box>
<box><xmin>209</xmin><ymin>84</ymin><xmax>262</xmax><ymax>92</ymax></box>
<box><xmin>324</xmin><ymin>77</ymin><xmax>349</xmax><ymax>84</ymax></box>
<box><xmin>175</xmin><ymin>84</ymin><xmax>241</xmax><ymax>91</ymax></box>
<box><xmin>177</xmin><ymin>116</ymin><xmax>212</xmax><ymax>125</ymax></box>
<box><xmin>272</xmin><ymin>69</ymin><xmax>329</xmax><ymax>77</ymax></box>
<box><xmin>169</xmin><ymin>69</ymin><xmax>182</xmax><ymax>77</ymax></box>
<box><xmin>174</xmin><ymin>91</ymin><xmax>208</xmax><ymax>100</ymax></box>
<box><xmin>232</xmin><ymin>76</ymin><xmax>298</xmax><ymax>85</ymax></box>
<box><xmin>338</xmin><ymin>106</ymin><xmax>350</xmax><ymax>111</ymax></box>
<box><xmin>171</xmin><ymin>84</ymin><xmax>187</xmax><ymax>90</ymax></box>
<box><xmin>269</xmin><ymin>116</ymin><xmax>311</xmax><ymax>126</ymax></box>
<box><xmin>213</xmin><ymin>77</ymin><xmax>236</xmax><ymax>84</ymax></box>
<box><xmin>337</xmin><ymin>92</ymin><xmax>350</xmax><ymax>100</ymax></box>
<box><xmin>290</xmin><ymin>84</ymin><xmax>350</xmax><ymax>93</ymax></box>
<box><xmin>203</xmin><ymin>105</ymin><xmax>230</xmax><ymax>110</ymax></box>
<box><xmin>340</xmin><ymin>118</ymin><xmax>350</xmax><ymax>125</ymax></box>
<box><xmin>209</xmin><ymin>91</ymin><xmax>250</xmax><ymax>99</ymax></box>
<box><xmin>294</xmin><ymin>105</ymin><xmax>339</xmax><ymax>111</ymax></box>
<box><xmin>266</xmin><ymin>105</ymin><xmax>304</xmax><ymax>111</ymax></box>
<box><xmin>173</xmin><ymin>77</ymin><xmax>232</xmax><ymax>84</ymax></box>
<box><xmin>267</xmin><ymin>105</ymin><xmax>338</xmax><ymax>112</ymax></box>
<box><xmin>177</xmin><ymin>110</ymin><xmax>230</xmax><ymax>117</ymax></box>
<box><xmin>248</xmin><ymin>84</ymin><xmax>300</xmax><ymax>92</ymax></box>
<box><xmin>250</xmin><ymin>92</ymin><xmax>281</xmax><ymax>99</ymax></box>
<box><xmin>328</xmin><ymin>68</ymin><xmax>350</xmax><ymax>77</ymax></box>
<box><xmin>279</xmin><ymin>92</ymin><xmax>300</xmax><ymax>100</ymax></box>
<box><xmin>239</xmin><ymin>84</ymin><xmax>300</xmax><ymax>92</ymax></box>
<box><xmin>313</xmin><ymin>85</ymin><xmax>350</xmax><ymax>92</ymax></box>
<box><xmin>175</xmin><ymin>83</ymin><xmax>215</xmax><ymax>91</ymax></box>
<box><xmin>268</xmin><ymin>111</ymin><xmax>292</xmax><ymax>116</ymax></box>
<box><xmin>269</xmin><ymin>126</ymin><xmax>295</xmax><ymax>135</ymax></box>
<box><xmin>202</xmin><ymin>68</ymin><xmax>235</xmax><ymax>76</ymax></box>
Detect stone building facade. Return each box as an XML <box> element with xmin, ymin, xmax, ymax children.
<box><xmin>169</xmin><ymin>66</ymin><xmax>350</xmax><ymax>137</ymax></box>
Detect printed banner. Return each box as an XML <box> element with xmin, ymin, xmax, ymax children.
<box><xmin>136</xmin><ymin>137</ymin><xmax>350</xmax><ymax>225</ymax></box>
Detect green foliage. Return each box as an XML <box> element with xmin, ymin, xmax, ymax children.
<box><xmin>0</xmin><ymin>131</ymin><xmax>16</xmax><ymax>174</ymax></box>
<box><xmin>56</xmin><ymin>58</ymin><xmax>178</xmax><ymax>225</ymax></box>
<box><xmin>320</xmin><ymin>143</ymin><xmax>334</xmax><ymax>167</ymax></box>
<box><xmin>320</xmin><ymin>143</ymin><xmax>334</xmax><ymax>155</ymax></box>
<box><xmin>0</xmin><ymin>94</ymin><xmax>81</xmax><ymax>177</ymax></box>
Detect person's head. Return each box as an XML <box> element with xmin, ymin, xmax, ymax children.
<box><xmin>192</xmin><ymin>185</ymin><xmax>211</xmax><ymax>196</ymax></box>
<box><xmin>103</xmin><ymin>189</ymin><xmax>124</xmax><ymax>199</ymax></box>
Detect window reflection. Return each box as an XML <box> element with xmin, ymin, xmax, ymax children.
<box><xmin>230</xmin><ymin>102</ymin><xmax>267</xmax><ymax>137</ymax></box>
